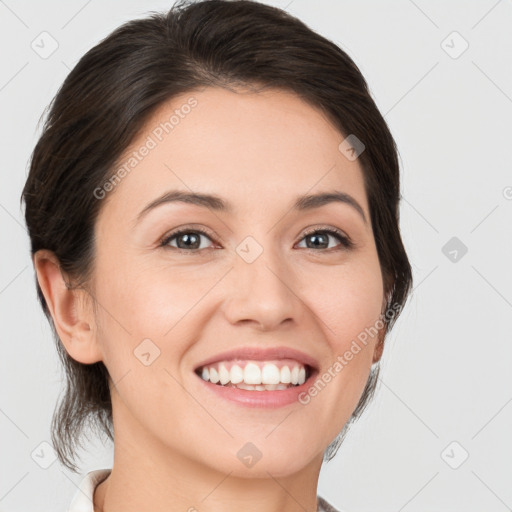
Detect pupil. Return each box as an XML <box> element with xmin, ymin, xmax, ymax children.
<box><xmin>308</xmin><ymin>233</ymin><xmax>327</xmax><ymax>249</ymax></box>
<box><xmin>178</xmin><ymin>233</ymin><xmax>199</xmax><ymax>249</ymax></box>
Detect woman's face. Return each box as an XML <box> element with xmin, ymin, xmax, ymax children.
<box><xmin>89</xmin><ymin>86</ymin><xmax>385</xmax><ymax>477</ymax></box>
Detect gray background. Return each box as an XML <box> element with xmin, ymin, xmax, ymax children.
<box><xmin>1</xmin><ymin>1</ymin><xmax>511</xmax><ymax>511</ymax></box>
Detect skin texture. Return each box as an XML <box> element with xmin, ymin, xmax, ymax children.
<box><xmin>35</xmin><ymin>86</ymin><xmax>387</xmax><ymax>512</ymax></box>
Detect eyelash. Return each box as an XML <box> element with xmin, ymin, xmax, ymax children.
<box><xmin>159</xmin><ymin>225</ymin><xmax>354</xmax><ymax>253</ymax></box>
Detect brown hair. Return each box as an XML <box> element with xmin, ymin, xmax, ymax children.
<box><xmin>21</xmin><ymin>0</ymin><xmax>413</xmax><ymax>473</ymax></box>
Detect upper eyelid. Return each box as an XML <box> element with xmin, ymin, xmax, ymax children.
<box><xmin>160</xmin><ymin>225</ymin><xmax>216</xmax><ymax>244</ymax></box>
<box><xmin>300</xmin><ymin>225</ymin><xmax>348</xmax><ymax>239</ymax></box>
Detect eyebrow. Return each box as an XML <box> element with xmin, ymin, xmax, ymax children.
<box><xmin>135</xmin><ymin>189</ymin><xmax>367</xmax><ymax>225</ymax></box>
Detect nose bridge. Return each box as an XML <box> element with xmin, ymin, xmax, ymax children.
<box><xmin>223</xmin><ymin>236</ymin><xmax>300</xmax><ymax>329</ymax></box>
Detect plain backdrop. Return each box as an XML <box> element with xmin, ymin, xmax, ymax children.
<box><xmin>1</xmin><ymin>1</ymin><xmax>511</xmax><ymax>511</ymax></box>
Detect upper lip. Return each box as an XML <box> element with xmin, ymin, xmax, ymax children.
<box><xmin>194</xmin><ymin>346</ymin><xmax>320</xmax><ymax>372</ymax></box>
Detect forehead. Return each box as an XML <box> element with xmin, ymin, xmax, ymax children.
<box><xmin>99</xmin><ymin>86</ymin><xmax>369</xmax><ymax>222</ymax></box>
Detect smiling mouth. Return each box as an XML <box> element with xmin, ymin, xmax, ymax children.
<box><xmin>194</xmin><ymin>359</ymin><xmax>314</xmax><ymax>390</ymax></box>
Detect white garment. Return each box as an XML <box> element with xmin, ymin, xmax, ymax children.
<box><xmin>68</xmin><ymin>469</ymin><xmax>342</xmax><ymax>512</ymax></box>
<box><xmin>68</xmin><ymin>469</ymin><xmax>111</xmax><ymax>512</ymax></box>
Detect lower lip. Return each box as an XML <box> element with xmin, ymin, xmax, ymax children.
<box><xmin>195</xmin><ymin>370</ymin><xmax>318</xmax><ymax>408</ymax></box>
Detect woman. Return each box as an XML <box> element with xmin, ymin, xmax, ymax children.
<box><xmin>21</xmin><ymin>1</ymin><xmax>413</xmax><ymax>510</ymax></box>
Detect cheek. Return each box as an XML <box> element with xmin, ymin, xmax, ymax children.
<box><xmin>92</xmin><ymin>259</ymin><xmax>197</xmax><ymax>414</ymax></box>
<box><xmin>305</xmin><ymin>258</ymin><xmax>384</xmax><ymax>349</ymax></box>
<box><xmin>122</xmin><ymin>263</ymin><xmax>225</xmax><ymax>337</ymax></box>
<box><xmin>300</xmin><ymin>258</ymin><xmax>383</xmax><ymax>419</ymax></box>
<box><xmin>94</xmin><ymin>253</ymin><xmax>226</xmax><ymax>372</ymax></box>
<box><xmin>94</xmin><ymin>249</ymin><xmax>191</xmax><ymax>332</ymax></box>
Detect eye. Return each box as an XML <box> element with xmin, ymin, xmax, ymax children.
<box><xmin>296</xmin><ymin>227</ymin><xmax>354</xmax><ymax>251</ymax></box>
<box><xmin>160</xmin><ymin>225</ymin><xmax>354</xmax><ymax>253</ymax></box>
<box><xmin>160</xmin><ymin>227</ymin><xmax>216</xmax><ymax>252</ymax></box>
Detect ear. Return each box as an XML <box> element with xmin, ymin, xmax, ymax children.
<box><xmin>33</xmin><ymin>249</ymin><xmax>103</xmax><ymax>364</ymax></box>
<box><xmin>372</xmin><ymin>294</ymin><xmax>389</xmax><ymax>364</ymax></box>
<box><xmin>372</xmin><ymin>327</ymin><xmax>386</xmax><ymax>364</ymax></box>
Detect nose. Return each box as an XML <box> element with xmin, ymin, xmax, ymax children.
<box><xmin>222</xmin><ymin>245</ymin><xmax>301</xmax><ymax>331</ymax></box>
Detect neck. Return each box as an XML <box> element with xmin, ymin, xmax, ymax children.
<box><xmin>95</xmin><ymin>450</ymin><xmax>323</xmax><ymax>512</ymax></box>
<box><xmin>94</xmin><ymin>397</ymin><xmax>325</xmax><ymax>512</ymax></box>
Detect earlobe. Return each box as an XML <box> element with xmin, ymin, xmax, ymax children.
<box><xmin>372</xmin><ymin>330</ymin><xmax>385</xmax><ymax>363</ymax></box>
<box><xmin>33</xmin><ymin>249</ymin><xmax>103</xmax><ymax>364</ymax></box>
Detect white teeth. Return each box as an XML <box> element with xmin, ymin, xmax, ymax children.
<box><xmin>244</xmin><ymin>362</ymin><xmax>262</xmax><ymax>384</ymax></box>
<box><xmin>198</xmin><ymin>361</ymin><xmax>310</xmax><ymax>388</ymax></box>
<box><xmin>280</xmin><ymin>366</ymin><xmax>291</xmax><ymax>383</ymax></box>
<box><xmin>232</xmin><ymin>383</ymin><xmax>290</xmax><ymax>391</ymax></box>
<box><xmin>218</xmin><ymin>363</ymin><xmax>230</xmax><ymax>385</ymax></box>
<box><xmin>236</xmin><ymin>383</ymin><xmax>254</xmax><ymax>390</ymax></box>
<box><xmin>209</xmin><ymin>367</ymin><xmax>219</xmax><ymax>384</ymax></box>
<box><xmin>230</xmin><ymin>364</ymin><xmax>244</xmax><ymax>384</ymax></box>
<box><xmin>261</xmin><ymin>363</ymin><xmax>280</xmax><ymax>384</ymax></box>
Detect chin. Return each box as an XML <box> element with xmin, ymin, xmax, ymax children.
<box><xmin>220</xmin><ymin>456</ymin><xmax>313</xmax><ymax>479</ymax></box>
<box><xmin>213</xmin><ymin>437</ymin><xmax>321</xmax><ymax>478</ymax></box>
